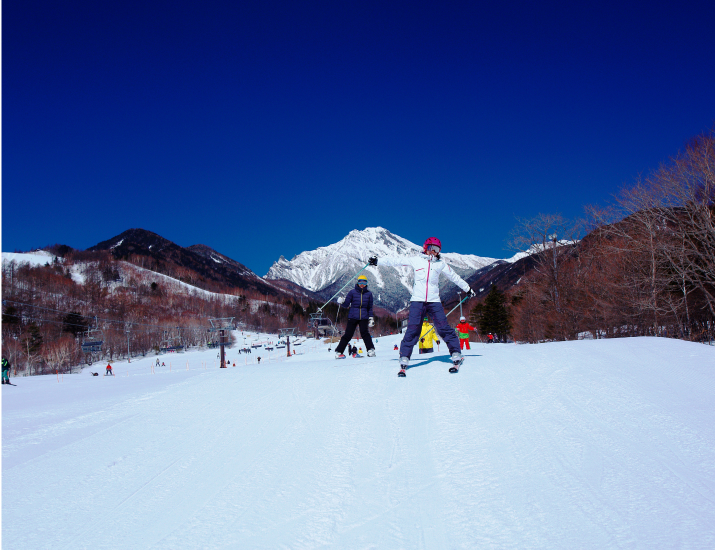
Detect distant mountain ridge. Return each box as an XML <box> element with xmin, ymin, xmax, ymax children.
<box><xmin>13</xmin><ymin>227</ymin><xmax>541</xmax><ymax>314</ymax></box>
<box><xmin>265</xmin><ymin>227</ymin><xmax>503</xmax><ymax>312</ymax></box>
<box><xmin>88</xmin><ymin>228</ymin><xmax>280</xmax><ymax>296</ymax></box>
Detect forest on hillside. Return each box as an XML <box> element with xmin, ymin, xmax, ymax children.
<box><xmin>474</xmin><ymin>131</ymin><xmax>714</xmax><ymax>344</ymax></box>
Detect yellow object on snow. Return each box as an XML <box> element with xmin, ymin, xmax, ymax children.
<box><xmin>419</xmin><ymin>322</ymin><xmax>440</xmax><ymax>350</ymax></box>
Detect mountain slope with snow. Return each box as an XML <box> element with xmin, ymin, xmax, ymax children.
<box><xmin>266</xmin><ymin>227</ymin><xmax>498</xmax><ymax>311</ymax></box>
<box><xmin>3</xmin><ymin>337</ymin><xmax>715</xmax><ymax>549</ymax></box>
<box><xmin>88</xmin><ymin>228</ymin><xmax>280</xmax><ymax>296</ymax></box>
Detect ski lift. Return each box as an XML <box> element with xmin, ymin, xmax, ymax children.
<box><xmin>159</xmin><ymin>328</ymin><xmax>185</xmax><ymax>353</ymax></box>
<box><xmin>81</xmin><ymin>317</ymin><xmax>104</xmax><ymax>365</ymax></box>
<box><xmin>309</xmin><ymin>312</ymin><xmax>338</xmax><ymax>338</ymax></box>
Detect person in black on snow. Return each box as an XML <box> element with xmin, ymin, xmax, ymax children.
<box><xmin>334</xmin><ymin>275</ymin><xmax>376</xmax><ymax>359</ymax></box>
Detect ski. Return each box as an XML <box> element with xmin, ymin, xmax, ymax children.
<box><xmin>449</xmin><ymin>356</ymin><xmax>464</xmax><ymax>373</ymax></box>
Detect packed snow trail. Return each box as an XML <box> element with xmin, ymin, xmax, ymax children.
<box><xmin>3</xmin><ymin>336</ymin><xmax>715</xmax><ymax>549</ymax></box>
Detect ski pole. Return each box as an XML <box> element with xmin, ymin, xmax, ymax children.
<box><xmin>317</xmin><ymin>263</ymin><xmax>370</xmax><ymax>311</ymax></box>
<box><xmin>420</xmin><ymin>292</ymin><xmax>473</xmax><ymax>341</ymax></box>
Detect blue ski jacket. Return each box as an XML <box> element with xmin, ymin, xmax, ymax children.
<box><xmin>342</xmin><ymin>284</ymin><xmax>374</xmax><ymax>320</ymax></box>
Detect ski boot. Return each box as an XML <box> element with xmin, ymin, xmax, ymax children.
<box><xmin>367</xmin><ymin>349</ymin><xmax>376</xmax><ymax>358</ymax></box>
<box><xmin>398</xmin><ymin>356</ymin><xmax>409</xmax><ymax>377</ymax></box>
<box><xmin>449</xmin><ymin>352</ymin><xmax>464</xmax><ymax>373</ymax></box>
<box><xmin>335</xmin><ymin>352</ymin><xmax>346</xmax><ymax>359</ymax></box>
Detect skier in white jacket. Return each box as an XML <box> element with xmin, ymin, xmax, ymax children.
<box><xmin>368</xmin><ymin>237</ymin><xmax>475</xmax><ymax>368</ymax></box>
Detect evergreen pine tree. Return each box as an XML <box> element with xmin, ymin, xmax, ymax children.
<box><xmin>62</xmin><ymin>312</ymin><xmax>87</xmax><ymax>337</ymax></box>
<box><xmin>479</xmin><ymin>285</ymin><xmax>511</xmax><ymax>341</ymax></box>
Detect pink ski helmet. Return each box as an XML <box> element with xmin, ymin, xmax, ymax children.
<box><xmin>423</xmin><ymin>237</ymin><xmax>442</xmax><ymax>254</ymax></box>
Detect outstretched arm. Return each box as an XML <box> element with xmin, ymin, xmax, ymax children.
<box><xmin>374</xmin><ymin>256</ymin><xmax>415</xmax><ymax>269</ymax></box>
<box><xmin>441</xmin><ymin>263</ymin><xmax>471</xmax><ymax>293</ymax></box>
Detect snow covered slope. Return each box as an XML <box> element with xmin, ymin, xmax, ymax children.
<box><xmin>2</xmin><ymin>250</ymin><xmax>56</xmax><ymax>267</ymax></box>
<box><xmin>266</xmin><ymin>227</ymin><xmax>497</xmax><ymax>311</ymax></box>
<box><xmin>3</xmin><ymin>337</ymin><xmax>715</xmax><ymax>549</ymax></box>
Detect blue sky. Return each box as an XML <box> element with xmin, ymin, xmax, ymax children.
<box><xmin>3</xmin><ymin>0</ymin><xmax>714</xmax><ymax>275</ymax></box>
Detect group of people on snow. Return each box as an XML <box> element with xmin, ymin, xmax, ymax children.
<box><xmin>334</xmin><ymin>236</ymin><xmax>483</xmax><ymax>370</ymax></box>
<box><xmin>2</xmin><ymin>237</ymin><xmax>488</xmax><ymax>383</ymax></box>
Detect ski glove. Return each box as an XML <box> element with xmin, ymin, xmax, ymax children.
<box><xmin>337</xmin><ymin>297</ymin><xmax>344</xmax><ymax>304</ymax></box>
<box><xmin>368</xmin><ymin>317</ymin><xmax>374</xmax><ymax>328</ymax></box>
<box><xmin>368</xmin><ymin>255</ymin><xmax>378</xmax><ymax>266</ymax></box>
<box><xmin>468</xmin><ymin>288</ymin><xmax>476</xmax><ymax>298</ymax></box>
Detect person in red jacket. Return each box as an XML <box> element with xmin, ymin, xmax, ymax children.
<box><xmin>456</xmin><ymin>317</ymin><xmax>477</xmax><ymax>350</ymax></box>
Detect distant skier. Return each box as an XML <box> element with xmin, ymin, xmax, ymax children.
<box><xmin>369</xmin><ymin>237</ymin><xmax>474</xmax><ymax>370</ymax></box>
<box><xmin>2</xmin><ymin>357</ymin><xmax>11</xmax><ymax>385</ymax></box>
<box><xmin>418</xmin><ymin>317</ymin><xmax>440</xmax><ymax>354</ymax></box>
<box><xmin>334</xmin><ymin>275</ymin><xmax>376</xmax><ymax>359</ymax></box>
<box><xmin>105</xmin><ymin>363</ymin><xmax>113</xmax><ymax>376</ymax></box>
<box><xmin>488</xmin><ymin>333</ymin><xmax>494</xmax><ymax>344</ymax></box>
<box><xmin>456</xmin><ymin>317</ymin><xmax>478</xmax><ymax>350</ymax></box>
<box><xmin>393</xmin><ymin>344</ymin><xmax>398</xmax><ymax>351</ymax></box>
<box><xmin>155</xmin><ymin>358</ymin><xmax>160</xmax><ymax>368</ymax></box>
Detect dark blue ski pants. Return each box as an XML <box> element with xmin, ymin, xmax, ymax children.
<box><xmin>399</xmin><ymin>301</ymin><xmax>461</xmax><ymax>358</ymax></box>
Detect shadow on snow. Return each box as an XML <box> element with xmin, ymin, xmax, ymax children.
<box><xmin>399</xmin><ymin>353</ymin><xmax>481</xmax><ymax>371</ymax></box>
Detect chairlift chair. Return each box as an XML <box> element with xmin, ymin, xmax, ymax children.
<box><xmin>159</xmin><ymin>330</ymin><xmax>185</xmax><ymax>353</ymax></box>
<box><xmin>310</xmin><ymin>312</ymin><xmax>338</xmax><ymax>338</ymax></box>
<box><xmin>80</xmin><ymin>317</ymin><xmax>104</xmax><ymax>365</ymax></box>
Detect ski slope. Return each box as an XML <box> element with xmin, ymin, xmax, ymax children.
<box><xmin>3</xmin><ymin>336</ymin><xmax>715</xmax><ymax>549</ymax></box>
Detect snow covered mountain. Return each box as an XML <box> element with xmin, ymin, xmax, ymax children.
<box><xmin>88</xmin><ymin>228</ymin><xmax>281</xmax><ymax>296</ymax></box>
<box><xmin>265</xmin><ymin>227</ymin><xmax>499</xmax><ymax>312</ymax></box>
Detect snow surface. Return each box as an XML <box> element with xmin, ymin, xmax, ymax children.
<box><xmin>1</xmin><ymin>251</ymin><xmax>56</xmax><ymax>267</ymax></box>
<box><xmin>3</xmin><ymin>336</ymin><xmax>715</xmax><ymax>549</ymax></box>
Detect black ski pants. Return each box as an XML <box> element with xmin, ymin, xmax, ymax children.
<box><xmin>336</xmin><ymin>318</ymin><xmax>374</xmax><ymax>354</ymax></box>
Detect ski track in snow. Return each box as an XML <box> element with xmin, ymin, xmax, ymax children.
<box><xmin>3</xmin><ymin>336</ymin><xmax>715</xmax><ymax>549</ymax></box>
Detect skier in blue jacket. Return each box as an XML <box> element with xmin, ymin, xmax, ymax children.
<box><xmin>334</xmin><ymin>275</ymin><xmax>376</xmax><ymax>358</ymax></box>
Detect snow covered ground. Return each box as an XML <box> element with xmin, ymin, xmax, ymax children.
<box><xmin>1</xmin><ymin>251</ymin><xmax>56</xmax><ymax>267</ymax></box>
<box><xmin>3</xmin><ymin>336</ymin><xmax>715</xmax><ymax>549</ymax></box>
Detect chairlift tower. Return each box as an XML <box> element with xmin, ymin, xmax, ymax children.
<box><xmin>279</xmin><ymin>327</ymin><xmax>297</xmax><ymax>357</ymax></box>
<box><xmin>209</xmin><ymin>318</ymin><xmax>235</xmax><ymax>367</ymax></box>
<box><xmin>125</xmin><ymin>322</ymin><xmax>132</xmax><ymax>360</ymax></box>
